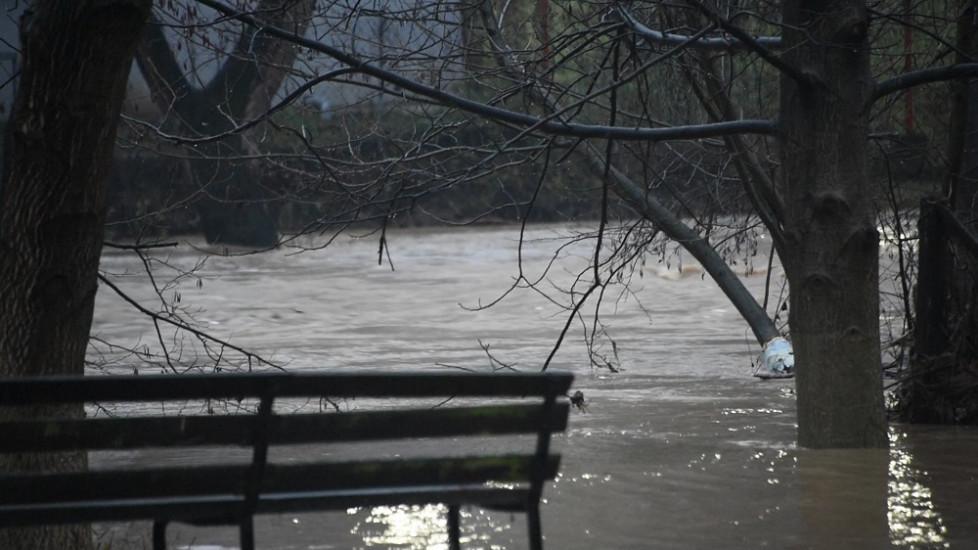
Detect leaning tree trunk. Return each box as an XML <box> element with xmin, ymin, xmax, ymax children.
<box><xmin>779</xmin><ymin>1</ymin><xmax>888</xmax><ymax>448</ymax></box>
<box><xmin>0</xmin><ymin>1</ymin><xmax>150</xmax><ymax>549</ymax></box>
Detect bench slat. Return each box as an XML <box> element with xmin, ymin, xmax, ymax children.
<box><xmin>0</xmin><ymin>403</ymin><xmax>570</xmax><ymax>452</ymax></box>
<box><xmin>0</xmin><ymin>454</ymin><xmax>560</xmax><ymax>506</ymax></box>
<box><xmin>0</xmin><ymin>372</ymin><xmax>574</xmax><ymax>404</ymax></box>
<box><xmin>0</xmin><ymin>486</ymin><xmax>530</xmax><ymax>528</ymax></box>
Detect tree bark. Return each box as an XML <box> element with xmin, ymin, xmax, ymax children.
<box><xmin>0</xmin><ymin>1</ymin><xmax>150</xmax><ymax>548</ymax></box>
<box><xmin>779</xmin><ymin>1</ymin><xmax>887</xmax><ymax>447</ymax></box>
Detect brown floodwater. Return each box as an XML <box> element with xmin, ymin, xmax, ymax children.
<box><xmin>90</xmin><ymin>223</ymin><xmax>978</xmax><ymax>549</ymax></box>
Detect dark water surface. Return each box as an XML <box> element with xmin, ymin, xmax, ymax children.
<box><xmin>91</xmin><ymin>224</ymin><xmax>978</xmax><ymax>549</ymax></box>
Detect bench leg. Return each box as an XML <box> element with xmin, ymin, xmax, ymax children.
<box><xmin>447</xmin><ymin>505</ymin><xmax>461</xmax><ymax>550</ymax></box>
<box><xmin>152</xmin><ymin>520</ymin><xmax>168</xmax><ymax>550</ymax></box>
<box><xmin>240</xmin><ymin>516</ymin><xmax>255</xmax><ymax>550</ymax></box>
<box><xmin>527</xmin><ymin>502</ymin><xmax>543</xmax><ymax>550</ymax></box>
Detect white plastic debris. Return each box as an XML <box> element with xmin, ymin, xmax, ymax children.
<box><xmin>756</xmin><ymin>336</ymin><xmax>794</xmax><ymax>379</ymax></box>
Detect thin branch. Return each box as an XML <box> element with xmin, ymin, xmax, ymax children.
<box><xmin>194</xmin><ymin>0</ymin><xmax>776</xmax><ymax>142</ymax></box>
<box><xmin>680</xmin><ymin>50</ymin><xmax>787</xmax><ymax>251</ymax></box>
<box><xmin>123</xmin><ymin>68</ymin><xmax>359</xmax><ymax>145</ymax></box>
<box><xmin>685</xmin><ymin>1</ymin><xmax>811</xmax><ymax>86</ymax></box>
<box><xmin>873</xmin><ymin>63</ymin><xmax>978</xmax><ymax>103</ymax></box>
<box><xmin>616</xmin><ymin>5</ymin><xmax>782</xmax><ymax>51</ymax></box>
<box><xmin>103</xmin><ymin>241</ymin><xmax>179</xmax><ymax>250</ymax></box>
<box><xmin>97</xmin><ymin>273</ymin><xmax>286</xmax><ymax>371</ymax></box>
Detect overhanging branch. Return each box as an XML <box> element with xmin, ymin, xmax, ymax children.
<box><xmin>873</xmin><ymin>63</ymin><xmax>978</xmax><ymax>103</ymax></box>
<box><xmin>194</xmin><ymin>0</ymin><xmax>776</xmax><ymax>142</ymax></box>
<box><xmin>616</xmin><ymin>5</ymin><xmax>782</xmax><ymax>51</ymax></box>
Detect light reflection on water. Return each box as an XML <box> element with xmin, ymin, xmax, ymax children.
<box><xmin>353</xmin><ymin>505</ymin><xmax>449</xmax><ymax>550</ymax></box>
<box><xmin>348</xmin><ymin>505</ymin><xmax>511</xmax><ymax>550</ymax></box>
<box><xmin>888</xmin><ymin>431</ymin><xmax>949</xmax><ymax>548</ymax></box>
<box><xmin>334</xmin><ymin>430</ymin><xmax>950</xmax><ymax>550</ymax></box>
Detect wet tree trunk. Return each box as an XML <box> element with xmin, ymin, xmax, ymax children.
<box><xmin>779</xmin><ymin>1</ymin><xmax>888</xmax><ymax>447</ymax></box>
<box><xmin>0</xmin><ymin>1</ymin><xmax>150</xmax><ymax>548</ymax></box>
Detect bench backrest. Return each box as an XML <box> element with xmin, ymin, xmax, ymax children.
<box><xmin>0</xmin><ymin>371</ymin><xmax>573</xmax><ymax>527</ymax></box>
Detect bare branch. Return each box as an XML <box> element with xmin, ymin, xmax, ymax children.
<box><xmin>873</xmin><ymin>63</ymin><xmax>978</xmax><ymax>103</ymax></box>
<box><xmin>684</xmin><ymin>1</ymin><xmax>811</xmax><ymax>86</ymax></box>
<box><xmin>103</xmin><ymin>241</ymin><xmax>179</xmax><ymax>250</ymax></box>
<box><xmin>194</xmin><ymin>0</ymin><xmax>776</xmax><ymax>142</ymax></box>
<box><xmin>616</xmin><ymin>5</ymin><xmax>782</xmax><ymax>51</ymax></box>
<box><xmin>473</xmin><ymin>0</ymin><xmax>782</xmax><ymax>346</ymax></box>
<box><xmin>680</xmin><ymin>50</ymin><xmax>787</xmax><ymax>251</ymax></box>
<box><xmin>97</xmin><ymin>273</ymin><xmax>286</xmax><ymax>371</ymax></box>
<box><xmin>122</xmin><ymin>68</ymin><xmax>359</xmax><ymax>145</ymax></box>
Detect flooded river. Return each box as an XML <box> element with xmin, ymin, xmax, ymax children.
<box><xmin>91</xmin><ymin>223</ymin><xmax>978</xmax><ymax>549</ymax></box>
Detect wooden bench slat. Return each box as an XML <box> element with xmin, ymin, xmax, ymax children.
<box><xmin>0</xmin><ymin>403</ymin><xmax>570</xmax><ymax>452</ymax></box>
<box><xmin>0</xmin><ymin>372</ymin><xmax>574</xmax><ymax>404</ymax></box>
<box><xmin>0</xmin><ymin>454</ymin><xmax>560</xmax><ymax>506</ymax></box>
<box><xmin>261</xmin><ymin>454</ymin><xmax>561</xmax><ymax>494</ymax></box>
<box><xmin>0</xmin><ymin>486</ymin><xmax>530</xmax><ymax>528</ymax></box>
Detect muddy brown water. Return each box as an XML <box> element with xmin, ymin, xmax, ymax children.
<box><xmin>91</xmin><ymin>224</ymin><xmax>978</xmax><ymax>549</ymax></box>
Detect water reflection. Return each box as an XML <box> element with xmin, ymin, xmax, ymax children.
<box><xmin>339</xmin><ymin>434</ymin><xmax>953</xmax><ymax>550</ymax></box>
<box><xmin>796</xmin><ymin>429</ymin><xmax>951</xmax><ymax>550</ymax></box>
<box><xmin>888</xmin><ymin>431</ymin><xmax>949</xmax><ymax>548</ymax></box>
<box><xmin>350</xmin><ymin>504</ymin><xmax>513</xmax><ymax>549</ymax></box>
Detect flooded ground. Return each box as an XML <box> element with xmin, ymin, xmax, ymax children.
<box><xmin>91</xmin><ymin>223</ymin><xmax>978</xmax><ymax>549</ymax></box>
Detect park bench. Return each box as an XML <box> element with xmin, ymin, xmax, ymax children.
<box><xmin>0</xmin><ymin>371</ymin><xmax>573</xmax><ymax>550</ymax></box>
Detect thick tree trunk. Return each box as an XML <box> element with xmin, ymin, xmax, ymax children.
<box><xmin>0</xmin><ymin>1</ymin><xmax>150</xmax><ymax>548</ymax></box>
<box><xmin>779</xmin><ymin>1</ymin><xmax>887</xmax><ymax>447</ymax></box>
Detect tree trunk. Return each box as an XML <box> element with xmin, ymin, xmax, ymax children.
<box><xmin>0</xmin><ymin>1</ymin><xmax>150</xmax><ymax>548</ymax></box>
<box><xmin>944</xmin><ymin>1</ymin><xmax>978</xmax><ymax>422</ymax></box>
<box><xmin>134</xmin><ymin>0</ymin><xmax>315</xmax><ymax>249</ymax></box>
<box><xmin>903</xmin><ymin>0</ymin><xmax>978</xmax><ymax>423</ymax></box>
<box><xmin>779</xmin><ymin>1</ymin><xmax>887</xmax><ymax>447</ymax></box>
